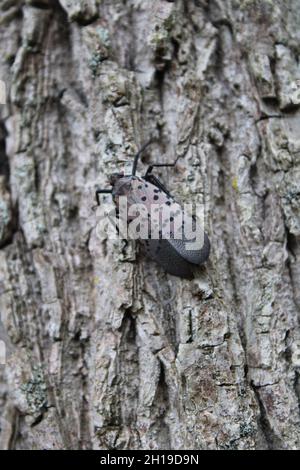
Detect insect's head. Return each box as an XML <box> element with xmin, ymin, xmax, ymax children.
<box><xmin>108</xmin><ymin>172</ymin><xmax>133</xmax><ymax>199</ymax></box>
<box><xmin>109</xmin><ymin>140</ymin><xmax>153</xmax><ymax>186</ymax></box>
<box><xmin>94</xmin><ymin>141</ymin><xmax>153</xmax><ymax>209</ymax></box>
<box><xmin>108</xmin><ymin>172</ymin><xmax>125</xmax><ymax>187</ymax></box>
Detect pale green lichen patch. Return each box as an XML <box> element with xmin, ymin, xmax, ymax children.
<box><xmin>232</xmin><ymin>176</ymin><xmax>238</xmax><ymax>191</ymax></box>
<box><xmin>89</xmin><ymin>52</ymin><xmax>104</xmax><ymax>78</ymax></box>
<box><xmin>20</xmin><ymin>366</ymin><xmax>48</xmax><ymax>415</ymax></box>
<box><xmin>84</xmin><ymin>25</ymin><xmax>111</xmax><ymax>78</ymax></box>
<box><xmin>96</xmin><ymin>26</ymin><xmax>110</xmax><ymax>47</ymax></box>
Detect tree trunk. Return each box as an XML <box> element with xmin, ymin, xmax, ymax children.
<box><xmin>0</xmin><ymin>0</ymin><xmax>300</xmax><ymax>450</ymax></box>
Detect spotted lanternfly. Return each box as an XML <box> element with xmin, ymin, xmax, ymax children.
<box><xmin>95</xmin><ymin>141</ymin><xmax>210</xmax><ymax>279</ymax></box>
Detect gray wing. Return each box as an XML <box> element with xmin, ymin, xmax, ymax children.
<box><xmin>128</xmin><ymin>177</ymin><xmax>210</xmax><ymax>268</ymax></box>
<box><xmin>141</xmin><ymin>239</ymin><xmax>194</xmax><ymax>279</ymax></box>
<box><xmin>169</xmin><ymin>230</ymin><xmax>210</xmax><ymax>265</ymax></box>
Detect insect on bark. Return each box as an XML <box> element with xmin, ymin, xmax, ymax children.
<box><xmin>94</xmin><ymin>141</ymin><xmax>210</xmax><ymax>279</ymax></box>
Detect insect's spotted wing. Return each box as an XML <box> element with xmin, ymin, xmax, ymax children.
<box><xmin>127</xmin><ymin>176</ymin><xmax>171</xmax><ymax>206</ymax></box>
<box><xmin>124</xmin><ymin>177</ymin><xmax>206</xmax><ymax>277</ymax></box>
<box><xmin>128</xmin><ymin>177</ymin><xmax>209</xmax><ymax>263</ymax></box>
<box><xmin>127</xmin><ymin>176</ymin><xmax>175</xmax><ymax>237</ymax></box>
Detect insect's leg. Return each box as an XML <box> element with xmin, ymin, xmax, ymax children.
<box><xmin>93</xmin><ymin>188</ymin><xmax>112</xmax><ymax>210</ymax></box>
<box><xmin>132</xmin><ymin>139</ymin><xmax>154</xmax><ymax>176</ymax></box>
<box><xmin>144</xmin><ymin>163</ymin><xmax>178</xmax><ymax>197</ymax></box>
<box><xmin>144</xmin><ymin>162</ymin><xmax>177</xmax><ymax>178</ymax></box>
<box><xmin>144</xmin><ymin>173</ymin><xmax>173</xmax><ymax>197</ymax></box>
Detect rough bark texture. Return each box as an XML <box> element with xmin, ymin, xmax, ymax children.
<box><xmin>0</xmin><ymin>0</ymin><xmax>300</xmax><ymax>450</ymax></box>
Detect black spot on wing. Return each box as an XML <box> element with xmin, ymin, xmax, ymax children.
<box><xmin>129</xmin><ymin>179</ymin><xmax>172</xmax><ymax>212</ymax></box>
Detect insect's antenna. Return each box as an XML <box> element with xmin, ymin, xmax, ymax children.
<box><xmin>132</xmin><ymin>139</ymin><xmax>154</xmax><ymax>176</ymax></box>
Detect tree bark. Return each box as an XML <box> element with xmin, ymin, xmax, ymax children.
<box><xmin>0</xmin><ymin>0</ymin><xmax>300</xmax><ymax>450</ymax></box>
